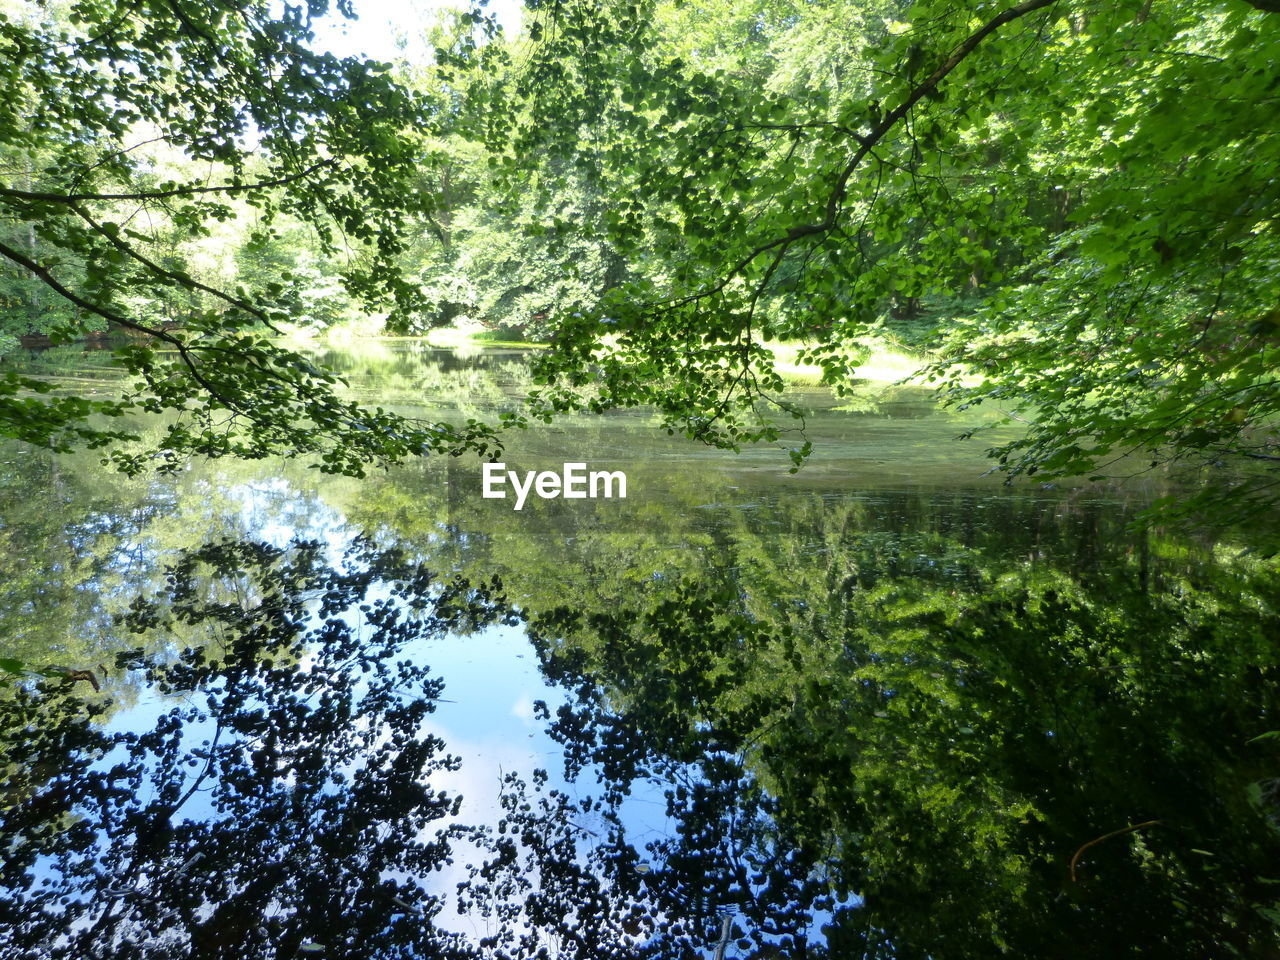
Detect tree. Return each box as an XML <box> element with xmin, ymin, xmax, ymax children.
<box><xmin>5</xmin><ymin>0</ymin><xmax>1277</xmax><ymax>510</ymax></box>
<box><xmin>0</xmin><ymin>0</ymin><xmax>502</xmax><ymax>475</ymax></box>
<box><xmin>473</xmin><ymin>0</ymin><xmax>1280</xmax><ymax>511</ymax></box>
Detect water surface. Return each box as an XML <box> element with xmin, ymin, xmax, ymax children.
<box><xmin>2</xmin><ymin>342</ymin><xmax>1277</xmax><ymax>959</ymax></box>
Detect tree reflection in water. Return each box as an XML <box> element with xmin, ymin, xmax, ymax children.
<box><xmin>1</xmin><ymin>539</ymin><xmax>518</xmax><ymax>959</ymax></box>
<box><xmin>2</xmin><ymin>535</ymin><xmax>1279</xmax><ymax>959</ymax></box>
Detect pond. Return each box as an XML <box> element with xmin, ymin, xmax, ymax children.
<box><xmin>1</xmin><ymin>341</ymin><xmax>1278</xmax><ymax>959</ymax></box>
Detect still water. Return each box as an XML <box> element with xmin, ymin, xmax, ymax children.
<box><xmin>1</xmin><ymin>341</ymin><xmax>1278</xmax><ymax>959</ymax></box>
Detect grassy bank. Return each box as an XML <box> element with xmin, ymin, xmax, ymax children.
<box><xmin>766</xmin><ymin>337</ymin><xmax>934</xmax><ymax>387</ymax></box>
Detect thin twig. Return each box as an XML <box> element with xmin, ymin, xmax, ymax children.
<box><xmin>1070</xmin><ymin>819</ymin><xmax>1163</xmax><ymax>882</ymax></box>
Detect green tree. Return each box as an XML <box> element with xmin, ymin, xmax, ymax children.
<box><xmin>5</xmin><ymin>0</ymin><xmax>1279</xmax><ymax>512</ymax></box>
<box><xmin>0</xmin><ymin>0</ymin><xmax>502</xmax><ymax>474</ymax></box>
<box><xmin>471</xmin><ymin>0</ymin><xmax>1280</xmax><ymax>511</ymax></box>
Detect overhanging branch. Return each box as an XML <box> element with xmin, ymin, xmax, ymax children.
<box><xmin>0</xmin><ymin>158</ymin><xmax>336</xmax><ymax>204</ymax></box>
<box><xmin>65</xmin><ymin>202</ymin><xmax>284</xmax><ymax>333</ymax></box>
<box><xmin>671</xmin><ymin>0</ymin><xmax>1062</xmax><ymax>308</ymax></box>
<box><xmin>0</xmin><ymin>237</ymin><xmax>261</xmax><ymax>419</ymax></box>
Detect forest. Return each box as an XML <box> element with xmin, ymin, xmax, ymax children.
<box><xmin>1</xmin><ymin>0</ymin><xmax>1278</xmax><ymax>958</ymax></box>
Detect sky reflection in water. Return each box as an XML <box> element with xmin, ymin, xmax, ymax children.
<box><xmin>2</xmin><ymin>344</ymin><xmax>1278</xmax><ymax>958</ymax></box>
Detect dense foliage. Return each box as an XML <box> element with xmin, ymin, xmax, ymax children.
<box><xmin>4</xmin><ymin>5</ymin><xmax>1279</xmax><ymax>956</ymax></box>
<box><xmin>0</xmin><ymin>0</ymin><xmax>502</xmax><ymax>475</ymax></box>
<box><xmin>468</xmin><ymin>0</ymin><xmax>1280</xmax><ymax>510</ymax></box>
<box><xmin>0</xmin><ymin>0</ymin><xmax>1274</xmax><ymax>511</ymax></box>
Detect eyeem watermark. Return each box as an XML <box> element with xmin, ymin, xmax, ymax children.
<box><xmin>481</xmin><ymin>462</ymin><xmax>627</xmax><ymax>510</ymax></box>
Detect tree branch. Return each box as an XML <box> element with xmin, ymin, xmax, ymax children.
<box><xmin>0</xmin><ymin>159</ymin><xmax>336</xmax><ymax>204</ymax></box>
<box><xmin>0</xmin><ymin>237</ymin><xmax>262</xmax><ymax>419</ymax></box>
<box><xmin>0</xmin><ymin>237</ymin><xmax>177</xmax><ymax>344</ymax></box>
<box><xmin>1070</xmin><ymin>820</ymin><xmax>1163</xmax><ymax>882</ymax></box>
<box><xmin>669</xmin><ymin>0</ymin><xmax>1062</xmax><ymax>308</ymax></box>
<box><xmin>821</xmin><ymin>0</ymin><xmax>1061</xmax><ymax>229</ymax></box>
<box><xmin>65</xmin><ymin>202</ymin><xmax>284</xmax><ymax>333</ymax></box>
